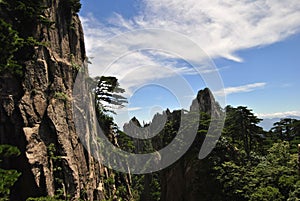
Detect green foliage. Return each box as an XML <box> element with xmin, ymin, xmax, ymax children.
<box><xmin>0</xmin><ymin>0</ymin><xmax>49</xmax><ymax>76</ymax></box>
<box><xmin>288</xmin><ymin>181</ymin><xmax>300</xmax><ymax>201</ymax></box>
<box><xmin>271</xmin><ymin>118</ymin><xmax>300</xmax><ymax>141</ymax></box>
<box><xmin>39</xmin><ymin>15</ymin><xmax>55</xmax><ymax>29</ymax></box>
<box><xmin>224</xmin><ymin>106</ymin><xmax>264</xmax><ymax>157</ymax></box>
<box><xmin>130</xmin><ymin>173</ymin><xmax>161</xmax><ymax>201</ymax></box>
<box><xmin>93</xmin><ymin>76</ymin><xmax>127</xmax><ymax>135</ymax></box>
<box><xmin>0</xmin><ymin>18</ymin><xmax>23</xmax><ymax>75</ymax></box>
<box><xmin>116</xmin><ymin>131</ymin><xmax>135</xmax><ymax>153</ymax></box>
<box><xmin>0</xmin><ymin>145</ymin><xmax>21</xmax><ymax>200</ymax></box>
<box><xmin>54</xmin><ymin>92</ymin><xmax>69</xmax><ymax>102</ymax></box>
<box><xmin>94</xmin><ymin>76</ymin><xmax>127</xmax><ymax>113</ymax></box>
<box><xmin>96</xmin><ymin>107</ymin><xmax>116</xmax><ymax>136</ymax></box>
<box><xmin>70</xmin><ymin>54</ymin><xmax>81</xmax><ymax>71</ymax></box>
<box><xmin>149</xmin><ymin>174</ymin><xmax>161</xmax><ymax>201</ymax></box>
<box><xmin>0</xmin><ymin>169</ymin><xmax>21</xmax><ymax>201</ymax></box>
<box><xmin>250</xmin><ymin>186</ymin><xmax>284</xmax><ymax>201</ymax></box>
<box><xmin>270</xmin><ymin>118</ymin><xmax>300</xmax><ymax>154</ymax></box>
<box><xmin>45</xmin><ymin>144</ymin><xmax>68</xmax><ymax>200</ymax></box>
<box><xmin>214</xmin><ymin>141</ymin><xmax>299</xmax><ymax>200</ymax></box>
<box><xmin>115</xmin><ymin>185</ymin><xmax>127</xmax><ymax>199</ymax></box>
<box><xmin>0</xmin><ymin>19</ymin><xmax>47</xmax><ymax>75</ymax></box>
<box><xmin>93</xmin><ymin>86</ymin><xmax>300</xmax><ymax>201</ymax></box>
<box><xmin>104</xmin><ymin>175</ymin><xmax>115</xmax><ymax>186</ymax></box>
<box><xmin>0</xmin><ymin>144</ymin><xmax>21</xmax><ymax>159</ymax></box>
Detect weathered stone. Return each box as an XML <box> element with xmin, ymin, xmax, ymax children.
<box><xmin>23</xmin><ymin>125</ymin><xmax>55</xmax><ymax>196</ymax></box>
<box><xmin>0</xmin><ymin>0</ymin><xmax>119</xmax><ymax>200</ymax></box>
<box><xmin>2</xmin><ymin>95</ymin><xmax>14</xmax><ymax>117</ymax></box>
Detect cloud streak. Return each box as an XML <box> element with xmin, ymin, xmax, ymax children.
<box><xmin>80</xmin><ymin>0</ymin><xmax>300</xmax><ymax>98</ymax></box>
<box><xmin>257</xmin><ymin>111</ymin><xmax>300</xmax><ymax>119</ymax></box>
<box><xmin>216</xmin><ymin>82</ymin><xmax>266</xmax><ymax>96</ymax></box>
<box><xmin>117</xmin><ymin>107</ymin><xmax>142</xmax><ymax>112</ymax></box>
<box><xmin>135</xmin><ymin>0</ymin><xmax>300</xmax><ymax>61</ymax></box>
<box><xmin>82</xmin><ymin>0</ymin><xmax>300</xmax><ymax>62</ymax></box>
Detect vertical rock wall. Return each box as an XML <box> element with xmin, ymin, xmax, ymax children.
<box><xmin>0</xmin><ymin>1</ymin><xmax>107</xmax><ymax>200</ymax></box>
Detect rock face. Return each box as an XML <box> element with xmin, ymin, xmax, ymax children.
<box><xmin>190</xmin><ymin>88</ymin><xmax>221</xmax><ymax>117</ymax></box>
<box><xmin>0</xmin><ymin>1</ymin><xmax>110</xmax><ymax>200</ymax></box>
<box><xmin>160</xmin><ymin>88</ymin><xmax>224</xmax><ymax>201</ymax></box>
<box><xmin>120</xmin><ymin>88</ymin><xmax>224</xmax><ymax>201</ymax></box>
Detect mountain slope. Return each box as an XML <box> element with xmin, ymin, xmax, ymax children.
<box><xmin>0</xmin><ymin>1</ymin><xmax>124</xmax><ymax>200</ymax></box>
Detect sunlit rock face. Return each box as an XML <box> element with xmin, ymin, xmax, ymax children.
<box><xmin>0</xmin><ymin>1</ymin><xmax>117</xmax><ymax>200</ymax></box>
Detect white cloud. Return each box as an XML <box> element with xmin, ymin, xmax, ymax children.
<box><xmin>135</xmin><ymin>0</ymin><xmax>300</xmax><ymax>60</ymax></box>
<box><xmin>117</xmin><ymin>107</ymin><xmax>142</xmax><ymax>113</ymax></box>
<box><xmin>216</xmin><ymin>82</ymin><xmax>266</xmax><ymax>96</ymax></box>
<box><xmin>80</xmin><ymin>0</ymin><xmax>300</xmax><ymax>99</ymax></box>
<box><xmin>82</xmin><ymin>0</ymin><xmax>300</xmax><ymax>61</ymax></box>
<box><xmin>257</xmin><ymin>111</ymin><xmax>300</xmax><ymax>119</ymax></box>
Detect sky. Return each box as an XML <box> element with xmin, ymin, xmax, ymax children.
<box><xmin>79</xmin><ymin>0</ymin><xmax>300</xmax><ymax>127</ymax></box>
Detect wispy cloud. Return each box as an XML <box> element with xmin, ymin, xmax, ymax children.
<box><xmin>108</xmin><ymin>106</ymin><xmax>142</xmax><ymax>113</ymax></box>
<box><xmin>82</xmin><ymin>0</ymin><xmax>300</xmax><ymax>62</ymax></box>
<box><xmin>257</xmin><ymin>111</ymin><xmax>300</xmax><ymax>119</ymax></box>
<box><xmin>135</xmin><ymin>0</ymin><xmax>300</xmax><ymax>60</ymax></box>
<box><xmin>216</xmin><ymin>82</ymin><xmax>266</xmax><ymax>96</ymax></box>
<box><xmin>280</xmin><ymin>83</ymin><xmax>293</xmax><ymax>88</ymax></box>
<box><xmin>80</xmin><ymin>0</ymin><xmax>300</xmax><ymax>98</ymax></box>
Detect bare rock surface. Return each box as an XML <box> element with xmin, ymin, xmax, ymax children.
<box><xmin>0</xmin><ymin>1</ymin><xmax>111</xmax><ymax>200</ymax></box>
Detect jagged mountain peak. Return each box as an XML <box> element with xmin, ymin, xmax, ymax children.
<box><xmin>124</xmin><ymin>87</ymin><xmax>219</xmax><ymax>130</ymax></box>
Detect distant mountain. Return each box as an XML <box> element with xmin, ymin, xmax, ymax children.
<box><xmin>259</xmin><ymin>116</ymin><xmax>300</xmax><ymax>131</ymax></box>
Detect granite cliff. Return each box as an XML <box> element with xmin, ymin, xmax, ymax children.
<box><xmin>0</xmin><ymin>1</ymin><xmax>130</xmax><ymax>200</ymax></box>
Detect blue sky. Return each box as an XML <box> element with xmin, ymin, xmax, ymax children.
<box><xmin>79</xmin><ymin>0</ymin><xmax>300</xmax><ymax>127</ymax></box>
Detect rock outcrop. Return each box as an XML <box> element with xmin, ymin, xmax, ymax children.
<box><xmin>0</xmin><ymin>1</ymin><xmax>118</xmax><ymax>200</ymax></box>
<box><xmin>159</xmin><ymin>88</ymin><xmax>224</xmax><ymax>201</ymax></box>
<box><xmin>119</xmin><ymin>88</ymin><xmax>224</xmax><ymax>201</ymax></box>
